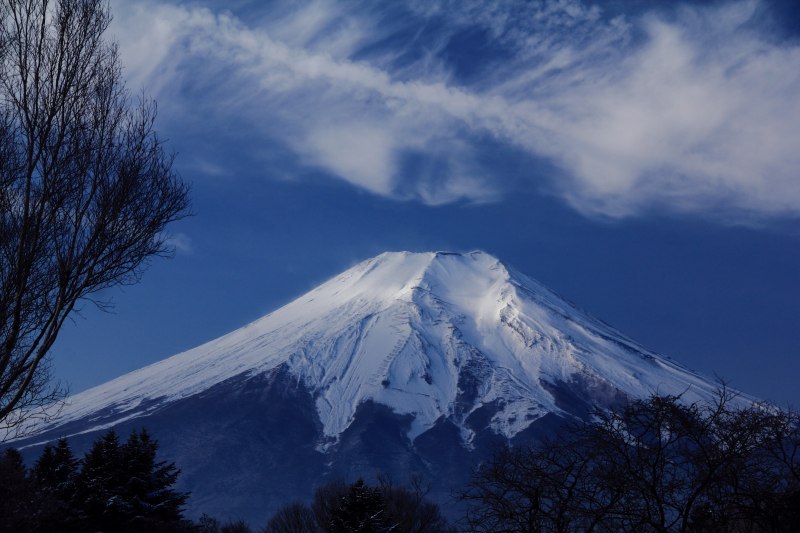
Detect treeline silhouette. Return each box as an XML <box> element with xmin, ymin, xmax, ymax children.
<box><xmin>265</xmin><ymin>476</ymin><xmax>452</xmax><ymax>532</ymax></box>
<box><xmin>0</xmin><ymin>430</ymin><xmax>450</xmax><ymax>532</ymax></box>
<box><xmin>461</xmin><ymin>389</ymin><xmax>800</xmax><ymax>532</ymax></box>
<box><xmin>0</xmin><ymin>430</ymin><xmax>186</xmax><ymax>532</ymax></box>
<box><xmin>1</xmin><ymin>388</ymin><xmax>798</xmax><ymax>532</ymax></box>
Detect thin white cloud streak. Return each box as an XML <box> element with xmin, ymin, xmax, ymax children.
<box><xmin>164</xmin><ymin>232</ymin><xmax>193</xmax><ymax>255</ymax></box>
<box><xmin>111</xmin><ymin>0</ymin><xmax>800</xmax><ymax>219</ymax></box>
<box><xmin>112</xmin><ymin>0</ymin><xmax>501</xmax><ymax>205</ymax></box>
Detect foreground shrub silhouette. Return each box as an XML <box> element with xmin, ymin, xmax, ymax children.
<box><xmin>196</xmin><ymin>513</ymin><xmax>255</xmax><ymax>533</ymax></box>
<box><xmin>266</xmin><ymin>477</ymin><xmax>452</xmax><ymax>532</ymax></box>
<box><xmin>460</xmin><ymin>389</ymin><xmax>800</xmax><ymax>532</ymax></box>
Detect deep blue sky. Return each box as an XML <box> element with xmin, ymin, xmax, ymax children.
<box><xmin>52</xmin><ymin>0</ymin><xmax>799</xmax><ymax>406</ymax></box>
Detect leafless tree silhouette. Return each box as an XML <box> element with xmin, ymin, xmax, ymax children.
<box><xmin>461</xmin><ymin>389</ymin><xmax>800</xmax><ymax>532</ymax></box>
<box><xmin>0</xmin><ymin>0</ymin><xmax>189</xmax><ymax>435</ymax></box>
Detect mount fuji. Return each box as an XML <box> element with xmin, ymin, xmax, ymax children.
<box><xmin>9</xmin><ymin>251</ymin><xmax>722</xmax><ymax>523</ymax></box>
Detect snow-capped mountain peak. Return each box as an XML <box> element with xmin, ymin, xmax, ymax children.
<box><xmin>16</xmin><ymin>251</ymin><xmax>718</xmax><ymax>446</ymax></box>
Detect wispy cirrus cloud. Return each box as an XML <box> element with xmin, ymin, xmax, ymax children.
<box><xmin>111</xmin><ymin>0</ymin><xmax>800</xmax><ymax>220</ymax></box>
<box><xmin>164</xmin><ymin>232</ymin><xmax>193</xmax><ymax>255</ymax></box>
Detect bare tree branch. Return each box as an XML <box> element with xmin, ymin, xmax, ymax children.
<box><xmin>460</xmin><ymin>389</ymin><xmax>800</xmax><ymax>532</ymax></box>
<box><xmin>0</xmin><ymin>0</ymin><xmax>190</xmax><ymax>436</ymax></box>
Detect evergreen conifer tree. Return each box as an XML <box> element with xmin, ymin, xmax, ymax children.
<box><xmin>74</xmin><ymin>429</ymin><xmax>188</xmax><ymax>532</ymax></box>
<box><xmin>1</xmin><ymin>429</ymin><xmax>188</xmax><ymax>531</ymax></box>
<box><xmin>329</xmin><ymin>479</ymin><xmax>390</xmax><ymax>533</ymax></box>
<box><xmin>0</xmin><ymin>448</ymin><xmax>34</xmax><ymax>532</ymax></box>
<box><xmin>119</xmin><ymin>429</ymin><xmax>187</xmax><ymax>529</ymax></box>
<box><xmin>75</xmin><ymin>430</ymin><xmax>125</xmax><ymax>530</ymax></box>
<box><xmin>32</xmin><ymin>438</ymin><xmax>80</xmax><ymax>530</ymax></box>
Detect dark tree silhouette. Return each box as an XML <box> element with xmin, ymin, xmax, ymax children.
<box><xmin>0</xmin><ymin>429</ymin><xmax>189</xmax><ymax>530</ymax></box>
<box><xmin>311</xmin><ymin>478</ymin><xmax>350</xmax><ymax>530</ymax></box>
<box><xmin>265</xmin><ymin>501</ymin><xmax>319</xmax><ymax>533</ymax></box>
<box><xmin>461</xmin><ymin>389</ymin><xmax>800</xmax><ymax>532</ymax></box>
<box><xmin>73</xmin><ymin>430</ymin><xmax>127</xmax><ymax>529</ymax></box>
<box><xmin>195</xmin><ymin>514</ymin><xmax>253</xmax><ymax>533</ymax></box>
<box><xmin>377</xmin><ymin>474</ymin><xmax>452</xmax><ymax>533</ymax></box>
<box><xmin>0</xmin><ymin>0</ymin><xmax>190</xmax><ymax>434</ymax></box>
<box><xmin>74</xmin><ymin>429</ymin><xmax>188</xmax><ymax>532</ymax></box>
<box><xmin>267</xmin><ymin>477</ymin><xmax>453</xmax><ymax>533</ymax></box>
<box><xmin>32</xmin><ymin>437</ymin><xmax>80</xmax><ymax>529</ymax></box>
<box><xmin>0</xmin><ymin>448</ymin><xmax>34</xmax><ymax>532</ymax></box>
<box><xmin>329</xmin><ymin>479</ymin><xmax>388</xmax><ymax>533</ymax></box>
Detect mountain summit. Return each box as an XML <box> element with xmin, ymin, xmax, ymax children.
<box><xmin>19</xmin><ymin>251</ymin><xmax>714</xmax><ymax>445</ymax></box>
<box><xmin>11</xmin><ymin>251</ymin><xmax>721</xmax><ymax>522</ymax></box>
